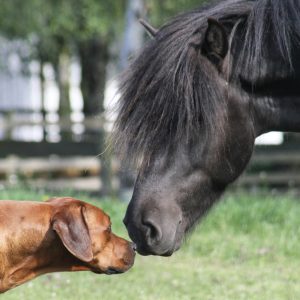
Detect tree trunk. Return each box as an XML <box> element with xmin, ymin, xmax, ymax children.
<box><xmin>120</xmin><ymin>0</ymin><xmax>145</xmax><ymax>69</ymax></box>
<box><xmin>79</xmin><ymin>38</ymin><xmax>109</xmax><ymax>117</ymax></box>
<box><xmin>57</xmin><ymin>49</ymin><xmax>71</xmax><ymax>117</ymax></box>
<box><xmin>39</xmin><ymin>58</ymin><xmax>46</xmax><ymax>141</ymax></box>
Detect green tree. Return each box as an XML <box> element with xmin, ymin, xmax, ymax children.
<box><xmin>147</xmin><ymin>0</ymin><xmax>208</xmax><ymax>25</ymax></box>
<box><xmin>0</xmin><ymin>0</ymin><xmax>126</xmax><ymax>117</ymax></box>
<box><xmin>72</xmin><ymin>0</ymin><xmax>126</xmax><ymax>116</ymax></box>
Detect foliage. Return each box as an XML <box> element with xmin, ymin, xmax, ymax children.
<box><xmin>1</xmin><ymin>187</ymin><xmax>300</xmax><ymax>299</ymax></box>
<box><xmin>0</xmin><ymin>0</ymin><xmax>128</xmax><ymax>116</ymax></box>
<box><xmin>0</xmin><ymin>0</ymin><xmax>127</xmax><ymax>63</ymax></box>
<box><xmin>0</xmin><ymin>0</ymin><xmax>210</xmax><ymax>60</ymax></box>
<box><xmin>147</xmin><ymin>0</ymin><xmax>209</xmax><ymax>25</ymax></box>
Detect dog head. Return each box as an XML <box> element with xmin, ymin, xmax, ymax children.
<box><xmin>49</xmin><ymin>197</ymin><xmax>135</xmax><ymax>274</ymax></box>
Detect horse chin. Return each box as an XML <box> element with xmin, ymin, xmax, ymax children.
<box><xmin>134</xmin><ymin>230</ymin><xmax>184</xmax><ymax>256</ymax></box>
<box><xmin>136</xmin><ymin>244</ymin><xmax>177</xmax><ymax>256</ymax></box>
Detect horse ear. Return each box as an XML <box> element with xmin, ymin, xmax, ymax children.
<box><xmin>139</xmin><ymin>19</ymin><xmax>158</xmax><ymax>38</ymax></box>
<box><xmin>202</xmin><ymin>18</ymin><xmax>228</xmax><ymax>65</ymax></box>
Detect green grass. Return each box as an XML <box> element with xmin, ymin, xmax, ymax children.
<box><xmin>1</xmin><ymin>187</ymin><xmax>300</xmax><ymax>300</ymax></box>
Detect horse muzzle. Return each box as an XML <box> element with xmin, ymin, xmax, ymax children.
<box><xmin>123</xmin><ymin>203</ymin><xmax>184</xmax><ymax>256</ymax></box>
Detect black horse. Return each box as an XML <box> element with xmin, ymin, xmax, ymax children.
<box><xmin>113</xmin><ymin>0</ymin><xmax>300</xmax><ymax>256</ymax></box>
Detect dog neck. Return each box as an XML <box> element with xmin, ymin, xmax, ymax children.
<box><xmin>0</xmin><ymin>227</ymin><xmax>92</xmax><ymax>293</ymax></box>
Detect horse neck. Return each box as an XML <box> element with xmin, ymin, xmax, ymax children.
<box><xmin>237</xmin><ymin>53</ymin><xmax>300</xmax><ymax>135</ymax></box>
<box><xmin>252</xmin><ymin>90</ymin><xmax>300</xmax><ymax>135</ymax></box>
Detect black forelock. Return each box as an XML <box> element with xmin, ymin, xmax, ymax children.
<box><xmin>111</xmin><ymin>0</ymin><xmax>300</xmax><ymax>165</ymax></box>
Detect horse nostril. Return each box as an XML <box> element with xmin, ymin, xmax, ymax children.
<box><xmin>142</xmin><ymin>219</ymin><xmax>162</xmax><ymax>245</ymax></box>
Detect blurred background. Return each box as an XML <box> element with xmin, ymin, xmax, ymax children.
<box><xmin>0</xmin><ymin>0</ymin><xmax>299</xmax><ymax>196</ymax></box>
<box><xmin>1</xmin><ymin>1</ymin><xmax>300</xmax><ymax>299</ymax></box>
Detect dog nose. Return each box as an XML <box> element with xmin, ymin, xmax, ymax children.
<box><xmin>130</xmin><ymin>242</ymin><xmax>137</xmax><ymax>251</ymax></box>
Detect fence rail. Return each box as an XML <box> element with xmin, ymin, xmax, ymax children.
<box><xmin>0</xmin><ymin>115</ymin><xmax>299</xmax><ymax>192</ymax></box>
<box><xmin>237</xmin><ymin>144</ymin><xmax>300</xmax><ymax>188</ymax></box>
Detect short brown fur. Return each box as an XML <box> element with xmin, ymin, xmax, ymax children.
<box><xmin>0</xmin><ymin>197</ymin><xmax>135</xmax><ymax>293</ymax></box>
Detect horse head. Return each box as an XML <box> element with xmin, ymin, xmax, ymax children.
<box><xmin>114</xmin><ymin>0</ymin><xmax>300</xmax><ymax>256</ymax></box>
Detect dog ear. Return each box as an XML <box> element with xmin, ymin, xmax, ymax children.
<box><xmin>52</xmin><ymin>205</ymin><xmax>93</xmax><ymax>262</ymax></box>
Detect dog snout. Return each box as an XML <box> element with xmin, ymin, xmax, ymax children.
<box><xmin>102</xmin><ymin>234</ymin><xmax>135</xmax><ymax>272</ymax></box>
<box><xmin>121</xmin><ymin>239</ymin><xmax>136</xmax><ymax>266</ymax></box>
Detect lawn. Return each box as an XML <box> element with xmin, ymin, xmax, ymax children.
<box><xmin>1</xmin><ymin>187</ymin><xmax>300</xmax><ymax>300</ymax></box>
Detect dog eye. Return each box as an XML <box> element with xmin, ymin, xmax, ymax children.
<box><xmin>106</xmin><ymin>225</ymin><xmax>112</xmax><ymax>233</ymax></box>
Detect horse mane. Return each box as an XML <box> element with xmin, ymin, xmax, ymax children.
<box><xmin>239</xmin><ymin>0</ymin><xmax>300</xmax><ymax>82</ymax></box>
<box><xmin>112</xmin><ymin>0</ymin><xmax>300</xmax><ymax>165</ymax></box>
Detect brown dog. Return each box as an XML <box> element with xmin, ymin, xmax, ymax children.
<box><xmin>0</xmin><ymin>197</ymin><xmax>135</xmax><ymax>293</ymax></box>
